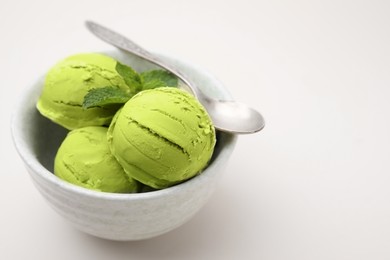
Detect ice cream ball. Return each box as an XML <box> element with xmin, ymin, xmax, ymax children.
<box><xmin>36</xmin><ymin>53</ymin><xmax>130</xmax><ymax>130</ymax></box>
<box><xmin>107</xmin><ymin>87</ymin><xmax>216</xmax><ymax>189</ymax></box>
<box><xmin>54</xmin><ymin>126</ymin><xmax>139</xmax><ymax>193</ymax></box>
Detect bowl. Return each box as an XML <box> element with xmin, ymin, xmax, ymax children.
<box><xmin>11</xmin><ymin>49</ymin><xmax>237</xmax><ymax>241</ymax></box>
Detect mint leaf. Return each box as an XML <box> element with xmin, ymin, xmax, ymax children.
<box><xmin>141</xmin><ymin>78</ymin><xmax>168</xmax><ymax>90</ymax></box>
<box><xmin>140</xmin><ymin>70</ymin><xmax>178</xmax><ymax>90</ymax></box>
<box><xmin>83</xmin><ymin>87</ymin><xmax>132</xmax><ymax>109</ymax></box>
<box><xmin>115</xmin><ymin>62</ymin><xmax>142</xmax><ymax>92</ymax></box>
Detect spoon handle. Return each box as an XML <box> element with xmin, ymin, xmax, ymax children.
<box><xmin>85</xmin><ymin>21</ymin><xmax>265</xmax><ymax>134</ymax></box>
<box><xmin>85</xmin><ymin>21</ymin><xmax>202</xmax><ymax>99</ymax></box>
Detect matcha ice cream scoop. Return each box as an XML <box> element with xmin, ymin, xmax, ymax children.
<box><xmin>108</xmin><ymin>87</ymin><xmax>216</xmax><ymax>189</ymax></box>
<box><xmin>37</xmin><ymin>53</ymin><xmax>129</xmax><ymax>130</ymax></box>
<box><xmin>55</xmin><ymin>126</ymin><xmax>139</xmax><ymax>193</ymax></box>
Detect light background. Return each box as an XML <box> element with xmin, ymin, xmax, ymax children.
<box><xmin>1</xmin><ymin>0</ymin><xmax>390</xmax><ymax>259</ymax></box>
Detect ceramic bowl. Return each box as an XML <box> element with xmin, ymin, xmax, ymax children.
<box><xmin>11</xmin><ymin>49</ymin><xmax>237</xmax><ymax>241</ymax></box>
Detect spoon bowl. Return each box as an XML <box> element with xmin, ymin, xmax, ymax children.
<box><xmin>206</xmin><ymin>99</ymin><xmax>265</xmax><ymax>134</ymax></box>
<box><xmin>85</xmin><ymin>21</ymin><xmax>265</xmax><ymax>134</ymax></box>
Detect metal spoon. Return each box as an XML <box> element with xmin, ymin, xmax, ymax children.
<box><xmin>85</xmin><ymin>21</ymin><xmax>265</xmax><ymax>134</ymax></box>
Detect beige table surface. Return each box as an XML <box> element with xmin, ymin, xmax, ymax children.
<box><xmin>2</xmin><ymin>0</ymin><xmax>390</xmax><ymax>259</ymax></box>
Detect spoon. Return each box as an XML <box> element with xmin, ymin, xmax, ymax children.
<box><xmin>85</xmin><ymin>21</ymin><xmax>265</xmax><ymax>134</ymax></box>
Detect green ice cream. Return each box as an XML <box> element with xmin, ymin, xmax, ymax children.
<box><xmin>36</xmin><ymin>53</ymin><xmax>130</xmax><ymax>130</ymax></box>
<box><xmin>54</xmin><ymin>126</ymin><xmax>139</xmax><ymax>193</ymax></box>
<box><xmin>107</xmin><ymin>87</ymin><xmax>216</xmax><ymax>189</ymax></box>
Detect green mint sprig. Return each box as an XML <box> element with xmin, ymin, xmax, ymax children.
<box><xmin>82</xmin><ymin>87</ymin><xmax>132</xmax><ymax>109</ymax></box>
<box><xmin>141</xmin><ymin>70</ymin><xmax>178</xmax><ymax>90</ymax></box>
<box><xmin>115</xmin><ymin>62</ymin><xmax>142</xmax><ymax>93</ymax></box>
<box><xmin>83</xmin><ymin>61</ymin><xmax>178</xmax><ymax>109</ymax></box>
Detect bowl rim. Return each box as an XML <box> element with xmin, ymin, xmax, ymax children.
<box><xmin>10</xmin><ymin>49</ymin><xmax>238</xmax><ymax>201</ymax></box>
